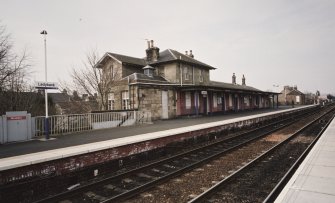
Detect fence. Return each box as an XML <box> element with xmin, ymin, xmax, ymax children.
<box><xmin>33</xmin><ymin>110</ymin><xmax>151</xmax><ymax>137</ymax></box>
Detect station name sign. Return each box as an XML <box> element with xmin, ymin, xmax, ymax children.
<box><xmin>7</xmin><ymin>116</ymin><xmax>27</xmax><ymax>120</ymax></box>
<box><xmin>35</xmin><ymin>81</ymin><xmax>58</xmax><ymax>90</ymax></box>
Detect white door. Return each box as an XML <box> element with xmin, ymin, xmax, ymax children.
<box><xmin>161</xmin><ymin>91</ymin><xmax>169</xmax><ymax>119</ymax></box>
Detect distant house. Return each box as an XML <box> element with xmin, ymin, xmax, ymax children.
<box><xmin>48</xmin><ymin>90</ymin><xmax>99</xmax><ymax>115</ymax></box>
<box><xmin>278</xmin><ymin>86</ymin><xmax>305</xmax><ymax>105</ymax></box>
<box><xmin>95</xmin><ymin>40</ymin><xmax>278</xmax><ymax>120</ymax></box>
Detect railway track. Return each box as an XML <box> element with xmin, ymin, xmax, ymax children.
<box><xmin>189</xmin><ymin>106</ymin><xmax>335</xmax><ymax>203</ymax></box>
<box><xmin>28</xmin><ymin>107</ymin><xmax>325</xmax><ymax>203</ymax></box>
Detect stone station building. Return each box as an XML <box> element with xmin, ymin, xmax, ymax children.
<box><xmin>95</xmin><ymin>40</ymin><xmax>278</xmax><ymax>120</ymax></box>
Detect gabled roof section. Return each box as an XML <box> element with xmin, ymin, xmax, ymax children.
<box><xmin>208</xmin><ymin>81</ymin><xmax>263</xmax><ymax>92</ymax></box>
<box><xmin>148</xmin><ymin>49</ymin><xmax>215</xmax><ymax>70</ymax></box>
<box><xmin>95</xmin><ymin>52</ymin><xmax>146</xmax><ymax>68</ymax></box>
<box><xmin>107</xmin><ymin>52</ymin><xmax>146</xmax><ymax>66</ymax></box>
<box><xmin>286</xmin><ymin>89</ymin><xmax>304</xmax><ymax>95</ymax></box>
<box><xmin>48</xmin><ymin>93</ymin><xmax>71</xmax><ymax>103</ymax></box>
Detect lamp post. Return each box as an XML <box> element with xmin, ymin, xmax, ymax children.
<box><xmin>40</xmin><ymin>30</ymin><xmax>49</xmax><ymax>139</ymax></box>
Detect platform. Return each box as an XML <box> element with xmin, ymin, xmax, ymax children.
<box><xmin>0</xmin><ymin>106</ymin><xmax>314</xmax><ymax>173</ymax></box>
<box><xmin>275</xmin><ymin>114</ymin><xmax>335</xmax><ymax>203</ymax></box>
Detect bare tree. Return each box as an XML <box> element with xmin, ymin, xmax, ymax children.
<box><xmin>0</xmin><ymin>22</ymin><xmax>42</xmax><ymax>115</ymax></box>
<box><xmin>71</xmin><ymin>48</ymin><xmax>120</xmax><ymax>110</ymax></box>
<box><xmin>0</xmin><ymin>23</ymin><xmax>31</xmax><ymax>91</ymax></box>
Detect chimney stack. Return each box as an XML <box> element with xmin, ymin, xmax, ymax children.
<box><xmin>232</xmin><ymin>73</ymin><xmax>236</xmax><ymax>84</ymax></box>
<box><xmin>242</xmin><ymin>74</ymin><xmax>246</xmax><ymax>86</ymax></box>
<box><xmin>146</xmin><ymin>40</ymin><xmax>160</xmax><ymax>62</ymax></box>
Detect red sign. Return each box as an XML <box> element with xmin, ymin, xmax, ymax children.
<box><xmin>7</xmin><ymin>116</ymin><xmax>26</xmax><ymax>120</ymax></box>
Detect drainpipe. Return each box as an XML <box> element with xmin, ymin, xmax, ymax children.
<box><xmin>128</xmin><ymin>76</ymin><xmax>130</xmax><ymax>110</ymax></box>
<box><xmin>192</xmin><ymin>66</ymin><xmax>195</xmax><ymax>84</ymax></box>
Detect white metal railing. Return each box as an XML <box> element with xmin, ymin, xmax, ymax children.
<box><xmin>33</xmin><ymin>110</ymin><xmax>151</xmax><ymax>137</ymax></box>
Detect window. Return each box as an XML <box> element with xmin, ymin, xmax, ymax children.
<box><xmin>213</xmin><ymin>93</ymin><xmax>217</xmax><ymax>108</ymax></box>
<box><xmin>108</xmin><ymin>93</ymin><xmax>115</xmax><ymax>110</ymax></box>
<box><xmin>185</xmin><ymin>92</ymin><xmax>191</xmax><ymax>109</ymax></box>
<box><xmin>229</xmin><ymin>94</ymin><xmax>233</xmax><ymax>107</ymax></box>
<box><xmin>184</xmin><ymin>67</ymin><xmax>189</xmax><ymax>80</ymax></box>
<box><xmin>108</xmin><ymin>65</ymin><xmax>116</xmax><ymax>79</ymax></box>
<box><xmin>244</xmin><ymin>96</ymin><xmax>250</xmax><ymax>106</ymax></box>
<box><xmin>199</xmin><ymin>69</ymin><xmax>203</xmax><ymax>82</ymax></box>
<box><xmin>296</xmin><ymin>96</ymin><xmax>300</xmax><ymax>103</ymax></box>
<box><xmin>144</xmin><ymin>69</ymin><xmax>153</xmax><ymax>77</ymax></box>
<box><xmin>218</xmin><ymin>95</ymin><xmax>222</xmax><ymax>105</ymax></box>
<box><xmin>122</xmin><ymin>91</ymin><xmax>130</xmax><ymax>110</ymax></box>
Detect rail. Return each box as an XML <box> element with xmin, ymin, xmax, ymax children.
<box><xmin>33</xmin><ymin>110</ymin><xmax>151</xmax><ymax>137</ymax></box>
<box><xmin>189</xmin><ymin>107</ymin><xmax>335</xmax><ymax>203</ymax></box>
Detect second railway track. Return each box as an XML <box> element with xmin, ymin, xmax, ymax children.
<box><xmin>189</xmin><ymin>105</ymin><xmax>335</xmax><ymax>203</ymax></box>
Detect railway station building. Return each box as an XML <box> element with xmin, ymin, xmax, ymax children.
<box><xmin>95</xmin><ymin>40</ymin><xmax>278</xmax><ymax>120</ymax></box>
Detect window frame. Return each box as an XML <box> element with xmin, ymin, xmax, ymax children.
<box><xmin>121</xmin><ymin>91</ymin><xmax>130</xmax><ymax>110</ymax></box>
<box><xmin>184</xmin><ymin>67</ymin><xmax>189</xmax><ymax>80</ymax></box>
<box><xmin>185</xmin><ymin>92</ymin><xmax>191</xmax><ymax>109</ymax></box>
<box><xmin>108</xmin><ymin>92</ymin><xmax>115</xmax><ymax>110</ymax></box>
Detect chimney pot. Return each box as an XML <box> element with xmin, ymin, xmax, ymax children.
<box><xmin>147</xmin><ymin>40</ymin><xmax>150</xmax><ymax>49</ymax></box>
<box><xmin>189</xmin><ymin>50</ymin><xmax>194</xmax><ymax>58</ymax></box>
<box><xmin>242</xmin><ymin>74</ymin><xmax>246</xmax><ymax>86</ymax></box>
<box><xmin>232</xmin><ymin>73</ymin><xmax>236</xmax><ymax>84</ymax></box>
<box><xmin>150</xmin><ymin>40</ymin><xmax>154</xmax><ymax>48</ymax></box>
<box><xmin>185</xmin><ymin>51</ymin><xmax>188</xmax><ymax>55</ymax></box>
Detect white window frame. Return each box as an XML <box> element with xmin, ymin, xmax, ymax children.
<box><xmin>108</xmin><ymin>93</ymin><xmax>115</xmax><ymax>110</ymax></box>
<box><xmin>213</xmin><ymin>93</ymin><xmax>217</xmax><ymax>108</ymax></box>
<box><xmin>185</xmin><ymin>92</ymin><xmax>191</xmax><ymax>109</ymax></box>
<box><xmin>218</xmin><ymin>96</ymin><xmax>222</xmax><ymax>105</ymax></box>
<box><xmin>122</xmin><ymin>91</ymin><xmax>130</xmax><ymax>110</ymax></box>
<box><xmin>184</xmin><ymin>67</ymin><xmax>189</xmax><ymax>80</ymax></box>
<box><xmin>296</xmin><ymin>95</ymin><xmax>300</xmax><ymax>103</ymax></box>
<box><xmin>199</xmin><ymin>69</ymin><xmax>203</xmax><ymax>82</ymax></box>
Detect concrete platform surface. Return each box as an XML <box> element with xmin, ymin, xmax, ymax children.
<box><xmin>0</xmin><ymin>106</ymin><xmax>312</xmax><ymax>172</ymax></box>
<box><xmin>275</xmin><ymin>115</ymin><xmax>335</xmax><ymax>203</ymax></box>
<box><xmin>0</xmin><ymin>107</ymin><xmax>295</xmax><ymax>159</ymax></box>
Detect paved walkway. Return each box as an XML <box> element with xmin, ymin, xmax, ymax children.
<box><xmin>275</xmin><ymin>115</ymin><xmax>335</xmax><ymax>203</ymax></box>
<box><xmin>0</xmin><ymin>107</ymin><xmax>291</xmax><ymax>159</ymax></box>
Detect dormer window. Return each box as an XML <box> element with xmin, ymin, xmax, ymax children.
<box><xmin>143</xmin><ymin>65</ymin><xmax>155</xmax><ymax>77</ymax></box>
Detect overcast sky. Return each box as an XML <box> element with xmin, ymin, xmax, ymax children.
<box><xmin>1</xmin><ymin>0</ymin><xmax>334</xmax><ymax>94</ymax></box>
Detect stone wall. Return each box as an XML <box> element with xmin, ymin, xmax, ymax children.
<box><xmin>138</xmin><ymin>87</ymin><xmax>176</xmax><ymax>120</ymax></box>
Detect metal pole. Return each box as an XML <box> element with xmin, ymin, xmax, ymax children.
<box><xmin>41</xmin><ymin>30</ymin><xmax>49</xmax><ymax>139</ymax></box>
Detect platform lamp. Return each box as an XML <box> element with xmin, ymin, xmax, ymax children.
<box><xmin>40</xmin><ymin>30</ymin><xmax>49</xmax><ymax>139</ymax></box>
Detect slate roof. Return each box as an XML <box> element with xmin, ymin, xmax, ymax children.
<box><xmin>148</xmin><ymin>49</ymin><xmax>215</xmax><ymax>69</ymax></box>
<box><xmin>286</xmin><ymin>89</ymin><xmax>304</xmax><ymax>95</ymax></box>
<box><xmin>208</xmin><ymin>81</ymin><xmax>263</xmax><ymax>92</ymax></box>
<box><xmin>48</xmin><ymin>93</ymin><xmax>71</xmax><ymax>103</ymax></box>
<box><xmin>107</xmin><ymin>53</ymin><xmax>146</xmax><ymax>66</ymax></box>
<box><xmin>105</xmin><ymin>49</ymin><xmax>215</xmax><ymax>69</ymax></box>
<box><xmin>126</xmin><ymin>73</ymin><xmax>171</xmax><ymax>84</ymax></box>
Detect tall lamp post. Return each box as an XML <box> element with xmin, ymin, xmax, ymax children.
<box><xmin>40</xmin><ymin>30</ymin><xmax>49</xmax><ymax>139</ymax></box>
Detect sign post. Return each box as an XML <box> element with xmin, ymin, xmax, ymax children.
<box><xmin>40</xmin><ymin>30</ymin><xmax>49</xmax><ymax>139</ymax></box>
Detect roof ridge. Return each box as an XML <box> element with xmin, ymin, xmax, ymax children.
<box><xmin>167</xmin><ymin>49</ymin><xmax>177</xmax><ymax>59</ymax></box>
<box><xmin>108</xmin><ymin>52</ymin><xmax>144</xmax><ymax>60</ymax></box>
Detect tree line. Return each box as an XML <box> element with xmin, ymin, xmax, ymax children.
<box><xmin>0</xmin><ymin>23</ymin><xmax>57</xmax><ymax>116</ymax></box>
<box><xmin>0</xmin><ymin>21</ymin><xmax>118</xmax><ymax>116</ymax></box>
